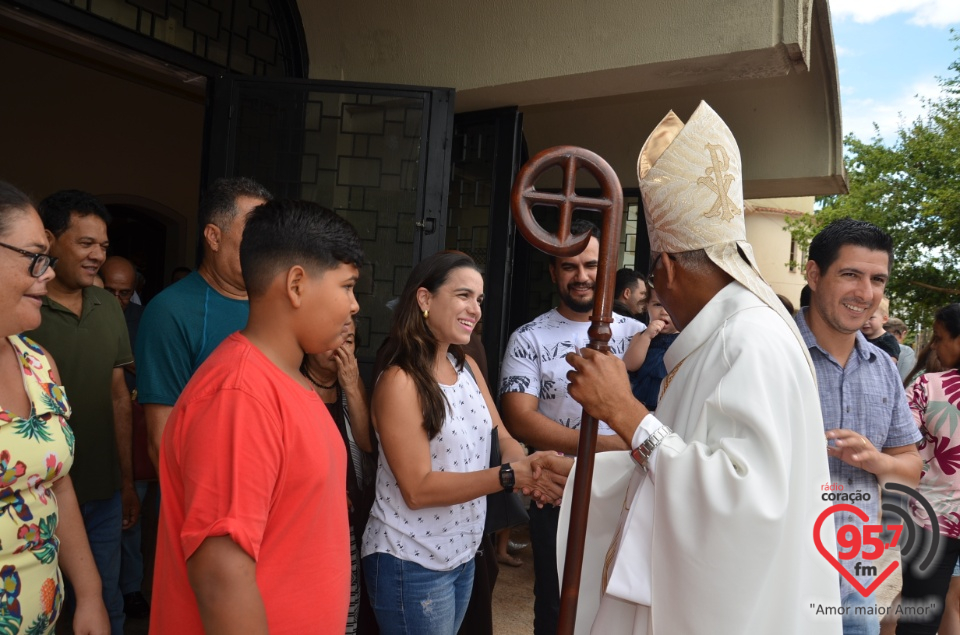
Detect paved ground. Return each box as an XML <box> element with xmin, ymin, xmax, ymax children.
<box><xmin>118</xmin><ymin>531</ymin><xmax>537</xmax><ymax>634</ymax></box>
<box><xmin>492</xmin><ymin>526</ymin><xmax>906</xmax><ymax>635</ymax></box>
<box><xmin>492</xmin><ymin>525</ymin><xmax>536</xmax><ymax>634</ymax></box>
<box><xmin>117</xmin><ymin>521</ymin><xmax>906</xmax><ymax>635</ymax></box>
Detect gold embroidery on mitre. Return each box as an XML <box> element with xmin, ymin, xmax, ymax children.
<box><xmin>697</xmin><ymin>143</ymin><xmax>741</xmax><ymax>222</ymax></box>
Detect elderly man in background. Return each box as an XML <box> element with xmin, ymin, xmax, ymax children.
<box><xmin>100</xmin><ymin>255</ymin><xmax>154</xmax><ymax>618</ymax></box>
<box><xmin>100</xmin><ymin>257</ymin><xmax>142</xmax><ymax>363</ymax></box>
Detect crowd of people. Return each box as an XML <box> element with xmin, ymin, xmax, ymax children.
<box><xmin>0</xmin><ymin>98</ymin><xmax>957</xmax><ymax>635</ymax></box>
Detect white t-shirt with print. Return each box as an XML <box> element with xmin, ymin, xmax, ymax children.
<box><xmin>499</xmin><ymin>309</ymin><xmax>645</xmax><ymax>437</ymax></box>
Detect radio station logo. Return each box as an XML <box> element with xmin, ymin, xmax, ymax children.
<box><xmin>813</xmin><ymin>483</ymin><xmax>940</xmax><ymax>598</ymax></box>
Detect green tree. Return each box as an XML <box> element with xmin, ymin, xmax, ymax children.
<box><xmin>788</xmin><ymin>32</ymin><xmax>960</xmax><ymax>329</ymax></box>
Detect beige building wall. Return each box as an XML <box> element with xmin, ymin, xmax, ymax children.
<box><xmin>744</xmin><ymin>196</ymin><xmax>814</xmax><ymax>308</ymax></box>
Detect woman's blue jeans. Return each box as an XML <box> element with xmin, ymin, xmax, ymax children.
<box><xmin>363</xmin><ymin>552</ymin><xmax>475</xmax><ymax>634</ymax></box>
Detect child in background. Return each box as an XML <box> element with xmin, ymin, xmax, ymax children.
<box><xmin>623</xmin><ymin>287</ymin><xmax>680</xmax><ymax>411</ymax></box>
<box><xmin>861</xmin><ymin>296</ymin><xmax>901</xmax><ymax>361</ymax></box>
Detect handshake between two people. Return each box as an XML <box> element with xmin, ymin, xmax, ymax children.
<box><xmin>513</xmin><ymin>452</ymin><xmax>575</xmax><ymax>507</ymax></box>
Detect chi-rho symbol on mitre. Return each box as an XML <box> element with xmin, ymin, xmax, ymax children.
<box><xmin>697</xmin><ymin>143</ymin><xmax>741</xmax><ymax>222</ymax></box>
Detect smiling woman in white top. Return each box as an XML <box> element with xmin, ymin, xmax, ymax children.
<box><xmin>361</xmin><ymin>251</ymin><xmax>564</xmax><ymax>635</ymax></box>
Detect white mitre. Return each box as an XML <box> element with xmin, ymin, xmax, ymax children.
<box><xmin>637</xmin><ymin>101</ymin><xmax>814</xmax><ymax>372</ymax></box>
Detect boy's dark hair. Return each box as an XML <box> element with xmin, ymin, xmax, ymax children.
<box><xmin>240</xmin><ymin>199</ymin><xmax>363</xmax><ymax>297</ymax></box>
<box><xmin>0</xmin><ymin>181</ymin><xmax>34</xmax><ymax>236</ymax></box>
<box><xmin>808</xmin><ymin>218</ymin><xmax>894</xmax><ymax>274</ymax></box>
<box><xmin>198</xmin><ymin>177</ymin><xmax>273</xmax><ymax>229</ymax></box>
<box><xmin>615</xmin><ymin>267</ymin><xmax>642</xmax><ymax>299</ymax></box>
<box><xmin>550</xmin><ymin>218</ymin><xmax>600</xmax><ymax>265</ymax></box>
<box><xmin>37</xmin><ymin>189</ymin><xmax>111</xmax><ymax>237</ymax></box>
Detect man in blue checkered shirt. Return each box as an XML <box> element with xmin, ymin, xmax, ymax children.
<box><xmin>796</xmin><ymin>218</ymin><xmax>921</xmax><ymax>635</ymax></box>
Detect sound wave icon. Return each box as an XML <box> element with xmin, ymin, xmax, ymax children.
<box><xmin>882</xmin><ymin>483</ymin><xmax>940</xmax><ymax>574</ymax></box>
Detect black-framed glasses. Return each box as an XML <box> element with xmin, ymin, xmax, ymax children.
<box><xmin>0</xmin><ymin>241</ymin><xmax>58</xmax><ymax>278</ymax></box>
<box><xmin>104</xmin><ymin>287</ymin><xmax>134</xmax><ymax>300</ymax></box>
<box><xmin>648</xmin><ymin>252</ymin><xmax>664</xmax><ymax>289</ymax></box>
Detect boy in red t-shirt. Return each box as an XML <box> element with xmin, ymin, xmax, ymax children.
<box><xmin>151</xmin><ymin>200</ymin><xmax>363</xmax><ymax>634</ymax></box>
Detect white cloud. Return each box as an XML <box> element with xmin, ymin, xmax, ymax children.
<box><xmin>842</xmin><ymin>79</ymin><xmax>944</xmax><ymax>142</ymax></box>
<box><xmin>834</xmin><ymin>45</ymin><xmax>853</xmax><ymax>57</ymax></box>
<box><xmin>830</xmin><ymin>0</ymin><xmax>960</xmax><ymax>27</ymax></box>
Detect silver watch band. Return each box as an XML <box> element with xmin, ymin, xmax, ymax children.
<box><xmin>630</xmin><ymin>425</ymin><xmax>672</xmax><ymax>471</ymax></box>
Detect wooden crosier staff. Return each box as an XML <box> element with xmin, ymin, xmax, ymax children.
<box><xmin>510</xmin><ymin>145</ymin><xmax>623</xmax><ymax>635</ymax></box>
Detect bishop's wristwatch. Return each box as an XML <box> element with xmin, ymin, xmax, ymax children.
<box><xmin>630</xmin><ymin>425</ymin><xmax>673</xmax><ymax>471</ymax></box>
<box><xmin>499</xmin><ymin>463</ymin><xmax>515</xmax><ymax>493</ymax></box>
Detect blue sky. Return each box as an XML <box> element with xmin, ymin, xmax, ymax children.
<box><xmin>830</xmin><ymin>0</ymin><xmax>959</xmax><ymax>143</ymax></box>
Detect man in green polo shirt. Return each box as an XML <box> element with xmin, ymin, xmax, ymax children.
<box><xmin>26</xmin><ymin>190</ymin><xmax>137</xmax><ymax>635</ymax></box>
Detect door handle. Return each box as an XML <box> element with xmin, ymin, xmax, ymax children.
<box><xmin>415</xmin><ymin>217</ymin><xmax>436</xmax><ymax>235</ymax></box>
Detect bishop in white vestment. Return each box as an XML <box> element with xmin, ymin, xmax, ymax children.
<box><xmin>557</xmin><ymin>102</ymin><xmax>843</xmax><ymax>635</ymax></box>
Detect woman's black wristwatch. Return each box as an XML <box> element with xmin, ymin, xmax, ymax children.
<box><xmin>499</xmin><ymin>463</ymin><xmax>515</xmax><ymax>493</ymax></box>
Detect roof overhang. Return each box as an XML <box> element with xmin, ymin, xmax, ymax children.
<box><xmin>301</xmin><ymin>0</ymin><xmax>846</xmax><ymax>198</ymax></box>
<box><xmin>459</xmin><ymin>0</ymin><xmax>846</xmax><ymax>198</ymax></box>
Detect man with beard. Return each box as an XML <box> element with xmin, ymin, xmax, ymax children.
<box><xmin>499</xmin><ymin>219</ymin><xmax>645</xmax><ymax>635</ymax></box>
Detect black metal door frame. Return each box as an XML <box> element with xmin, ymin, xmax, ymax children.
<box><xmin>448</xmin><ymin>107</ymin><xmax>524</xmax><ymax>390</ymax></box>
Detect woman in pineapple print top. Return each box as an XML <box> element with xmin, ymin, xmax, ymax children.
<box><xmin>0</xmin><ymin>182</ymin><xmax>109</xmax><ymax>634</ymax></box>
<box><xmin>362</xmin><ymin>251</ymin><xmax>566</xmax><ymax>635</ymax></box>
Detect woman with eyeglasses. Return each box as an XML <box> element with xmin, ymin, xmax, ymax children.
<box><xmin>0</xmin><ymin>182</ymin><xmax>109</xmax><ymax>634</ymax></box>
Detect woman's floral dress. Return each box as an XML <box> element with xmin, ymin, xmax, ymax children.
<box><xmin>909</xmin><ymin>368</ymin><xmax>960</xmax><ymax>537</ymax></box>
<box><xmin>0</xmin><ymin>335</ymin><xmax>74</xmax><ymax>635</ymax></box>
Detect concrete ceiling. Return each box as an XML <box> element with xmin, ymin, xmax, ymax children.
<box><xmin>507</xmin><ymin>1</ymin><xmax>845</xmax><ymax>198</ymax></box>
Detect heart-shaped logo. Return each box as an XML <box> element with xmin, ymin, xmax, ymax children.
<box><xmin>813</xmin><ymin>503</ymin><xmax>899</xmax><ymax>597</ymax></box>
